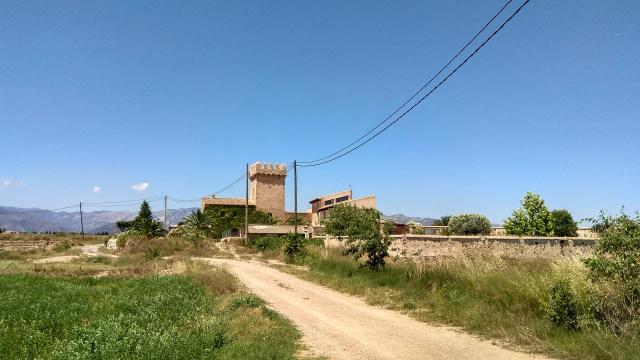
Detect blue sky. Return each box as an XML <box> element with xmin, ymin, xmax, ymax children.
<box><xmin>1</xmin><ymin>0</ymin><xmax>639</xmax><ymax>224</ymax></box>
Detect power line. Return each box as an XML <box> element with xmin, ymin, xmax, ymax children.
<box><xmin>299</xmin><ymin>0</ymin><xmax>513</xmax><ymax>165</ymax></box>
<box><xmin>299</xmin><ymin>0</ymin><xmax>530</xmax><ymax>168</ymax></box>
<box><xmin>82</xmin><ymin>196</ymin><xmax>165</xmax><ymax>206</ymax></box>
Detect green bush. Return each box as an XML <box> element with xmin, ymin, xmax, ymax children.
<box><xmin>116</xmin><ymin>235</ymin><xmax>127</xmax><ymax>249</ymax></box>
<box><xmin>448</xmin><ymin>214</ymin><xmax>491</xmax><ymax>235</ymax></box>
<box><xmin>583</xmin><ymin>209</ymin><xmax>640</xmax><ymax>332</ymax></box>
<box><xmin>324</xmin><ymin>204</ymin><xmax>393</xmax><ymax>270</ymax></box>
<box><xmin>282</xmin><ymin>232</ymin><xmax>306</xmax><ymax>263</ymax></box>
<box><xmin>411</xmin><ymin>226</ymin><xmax>426</xmax><ymax>235</ymax></box>
<box><xmin>249</xmin><ymin>235</ymin><xmax>283</xmax><ymax>252</ymax></box>
<box><xmin>548</xmin><ymin>278</ymin><xmax>579</xmax><ymax>330</ymax></box>
<box><xmin>54</xmin><ymin>240</ymin><xmax>72</xmax><ymax>252</ymax></box>
<box><xmin>550</xmin><ymin>209</ymin><xmax>578</xmax><ymax>237</ymax></box>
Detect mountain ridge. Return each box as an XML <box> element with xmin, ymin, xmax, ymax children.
<box><xmin>0</xmin><ymin>206</ymin><xmax>198</xmax><ymax>233</ymax></box>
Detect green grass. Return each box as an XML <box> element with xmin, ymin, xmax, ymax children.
<box><xmin>281</xmin><ymin>247</ymin><xmax>640</xmax><ymax>360</ymax></box>
<box><xmin>0</xmin><ymin>234</ymin><xmax>314</xmax><ymax>359</ymax></box>
<box><xmin>0</xmin><ymin>270</ymin><xmax>304</xmax><ymax>359</ymax></box>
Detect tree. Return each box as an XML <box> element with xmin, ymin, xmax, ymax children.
<box><xmin>133</xmin><ymin>217</ymin><xmax>166</xmax><ymax>239</ymax></box>
<box><xmin>503</xmin><ymin>192</ymin><xmax>553</xmax><ymax>236</ymax></box>
<box><xmin>550</xmin><ymin>209</ymin><xmax>578</xmax><ymax>237</ymax></box>
<box><xmin>432</xmin><ymin>215</ymin><xmax>452</xmax><ymax>226</ymax></box>
<box><xmin>116</xmin><ymin>220</ymin><xmax>135</xmax><ymax>233</ymax></box>
<box><xmin>183</xmin><ymin>209</ymin><xmax>214</xmax><ymax>243</ymax></box>
<box><xmin>448</xmin><ymin>213</ymin><xmax>492</xmax><ymax>235</ymax></box>
<box><xmin>135</xmin><ymin>200</ymin><xmax>154</xmax><ymax>223</ymax></box>
<box><xmin>324</xmin><ymin>204</ymin><xmax>393</xmax><ymax>270</ymax></box>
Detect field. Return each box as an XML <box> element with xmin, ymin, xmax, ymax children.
<box><xmin>0</xmin><ymin>233</ymin><xmax>312</xmax><ymax>360</ymax></box>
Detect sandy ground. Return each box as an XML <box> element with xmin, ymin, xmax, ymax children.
<box><xmin>204</xmin><ymin>259</ymin><xmax>550</xmax><ymax>360</ymax></box>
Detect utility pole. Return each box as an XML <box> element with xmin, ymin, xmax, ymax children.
<box><xmin>245</xmin><ymin>162</ymin><xmax>249</xmax><ymax>246</ymax></box>
<box><xmin>164</xmin><ymin>196</ymin><xmax>167</xmax><ymax>231</ymax></box>
<box><xmin>294</xmin><ymin>160</ymin><xmax>297</xmax><ymax>236</ymax></box>
<box><xmin>79</xmin><ymin>202</ymin><xmax>85</xmax><ymax>242</ymax></box>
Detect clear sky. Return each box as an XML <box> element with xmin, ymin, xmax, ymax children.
<box><xmin>1</xmin><ymin>0</ymin><xmax>639</xmax><ymax>224</ymax></box>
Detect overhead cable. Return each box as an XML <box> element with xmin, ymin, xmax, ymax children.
<box><xmin>299</xmin><ymin>0</ymin><xmax>530</xmax><ymax>167</ymax></box>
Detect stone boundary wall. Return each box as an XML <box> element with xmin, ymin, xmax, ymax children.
<box><xmin>325</xmin><ymin>234</ymin><xmax>595</xmax><ymax>260</ymax></box>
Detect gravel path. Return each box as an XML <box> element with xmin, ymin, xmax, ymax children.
<box><xmin>204</xmin><ymin>259</ymin><xmax>550</xmax><ymax>360</ymax></box>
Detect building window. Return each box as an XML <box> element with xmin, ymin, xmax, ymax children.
<box><xmin>336</xmin><ymin>195</ymin><xmax>349</xmax><ymax>203</ymax></box>
<box><xmin>324</xmin><ymin>199</ymin><xmax>333</xmax><ymax>206</ymax></box>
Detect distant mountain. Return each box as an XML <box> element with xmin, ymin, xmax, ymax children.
<box><xmin>0</xmin><ymin>211</ymin><xmax>66</xmax><ymax>233</ymax></box>
<box><xmin>381</xmin><ymin>214</ymin><xmax>436</xmax><ymax>226</ymax></box>
<box><xmin>0</xmin><ymin>206</ymin><xmax>198</xmax><ymax>234</ymax></box>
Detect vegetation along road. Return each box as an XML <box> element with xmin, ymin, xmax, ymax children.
<box><xmin>205</xmin><ymin>259</ymin><xmax>549</xmax><ymax>360</ymax></box>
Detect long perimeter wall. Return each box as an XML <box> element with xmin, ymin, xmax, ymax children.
<box><xmin>325</xmin><ymin>234</ymin><xmax>596</xmax><ymax>260</ymax></box>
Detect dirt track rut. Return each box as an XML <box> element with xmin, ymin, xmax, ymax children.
<box><xmin>205</xmin><ymin>259</ymin><xmax>549</xmax><ymax>360</ymax></box>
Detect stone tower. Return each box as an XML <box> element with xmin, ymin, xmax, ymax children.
<box><xmin>250</xmin><ymin>162</ymin><xmax>287</xmax><ymax>221</ymax></box>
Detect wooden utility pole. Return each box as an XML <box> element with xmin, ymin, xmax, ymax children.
<box><xmin>79</xmin><ymin>202</ymin><xmax>85</xmax><ymax>242</ymax></box>
<box><xmin>294</xmin><ymin>160</ymin><xmax>297</xmax><ymax>236</ymax></box>
<box><xmin>164</xmin><ymin>196</ymin><xmax>167</xmax><ymax>231</ymax></box>
<box><xmin>245</xmin><ymin>162</ymin><xmax>249</xmax><ymax>245</ymax></box>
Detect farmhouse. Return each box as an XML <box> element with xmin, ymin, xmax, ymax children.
<box><xmin>201</xmin><ymin>161</ymin><xmax>377</xmax><ymax>236</ymax></box>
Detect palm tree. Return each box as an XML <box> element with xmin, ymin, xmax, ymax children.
<box><xmin>183</xmin><ymin>209</ymin><xmax>214</xmax><ymax>239</ymax></box>
<box><xmin>133</xmin><ymin>218</ymin><xmax>166</xmax><ymax>239</ymax></box>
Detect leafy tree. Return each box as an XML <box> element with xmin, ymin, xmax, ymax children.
<box><xmin>133</xmin><ymin>217</ymin><xmax>166</xmax><ymax>239</ymax></box>
<box><xmin>448</xmin><ymin>213</ymin><xmax>492</xmax><ymax>235</ymax></box>
<box><xmin>117</xmin><ymin>201</ymin><xmax>156</xmax><ymax>234</ymax></box>
<box><xmin>116</xmin><ymin>220</ymin><xmax>135</xmax><ymax>233</ymax></box>
<box><xmin>550</xmin><ymin>209</ymin><xmax>578</xmax><ymax>237</ymax></box>
<box><xmin>0</xmin><ymin>228</ymin><xmax>5</xmax><ymax>234</ymax></box>
<box><xmin>503</xmin><ymin>192</ymin><xmax>553</xmax><ymax>236</ymax></box>
<box><xmin>432</xmin><ymin>215</ymin><xmax>452</xmax><ymax>226</ymax></box>
<box><xmin>582</xmin><ymin>209</ymin><xmax>640</xmax><ymax>330</ymax></box>
<box><xmin>324</xmin><ymin>204</ymin><xmax>393</xmax><ymax>270</ymax></box>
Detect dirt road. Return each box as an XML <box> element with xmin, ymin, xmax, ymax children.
<box><xmin>205</xmin><ymin>259</ymin><xmax>549</xmax><ymax>360</ymax></box>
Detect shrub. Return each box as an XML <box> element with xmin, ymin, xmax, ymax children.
<box><xmin>282</xmin><ymin>232</ymin><xmax>305</xmax><ymax>261</ymax></box>
<box><xmin>550</xmin><ymin>209</ymin><xmax>578</xmax><ymax>237</ymax></box>
<box><xmin>324</xmin><ymin>204</ymin><xmax>393</xmax><ymax>270</ymax></box>
<box><xmin>54</xmin><ymin>240</ymin><xmax>72</xmax><ymax>252</ymax></box>
<box><xmin>582</xmin><ymin>209</ymin><xmax>640</xmax><ymax>332</ymax></box>
<box><xmin>504</xmin><ymin>192</ymin><xmax>553</xmax><ymax>236</ymax></box>
<box><xmin>432</xmin><ymin>215</ymin><xmax>451</xmax><ymax>226</ymax></box>
<box><xmin>448</xmin><ymin>214</ymin><xmax>491</xmax><ymax>235</ymax></box>
<box><xmin>116</xmin><ymin>236</ymin><xmax>127</xmax><ymax>249</ymax></box>
<box><xmin>548</xmin><ymin>278</ymin><xmax>579</xmax><ymax>330</ymax></box>
<box><xmin>411</xmin><ymin>226</ymin><xmax>426</xmax><ymax>235</ymax></box>
<box><xmin>249</xmin><ymin>235</ymin><xmax>282</xmax><ymax>252</ymax></box>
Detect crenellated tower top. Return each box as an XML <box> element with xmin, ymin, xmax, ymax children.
<box><xmin>249</xmin><ymin>162</ymin><xmax>287</xmax><ymax>179</ymax></box>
